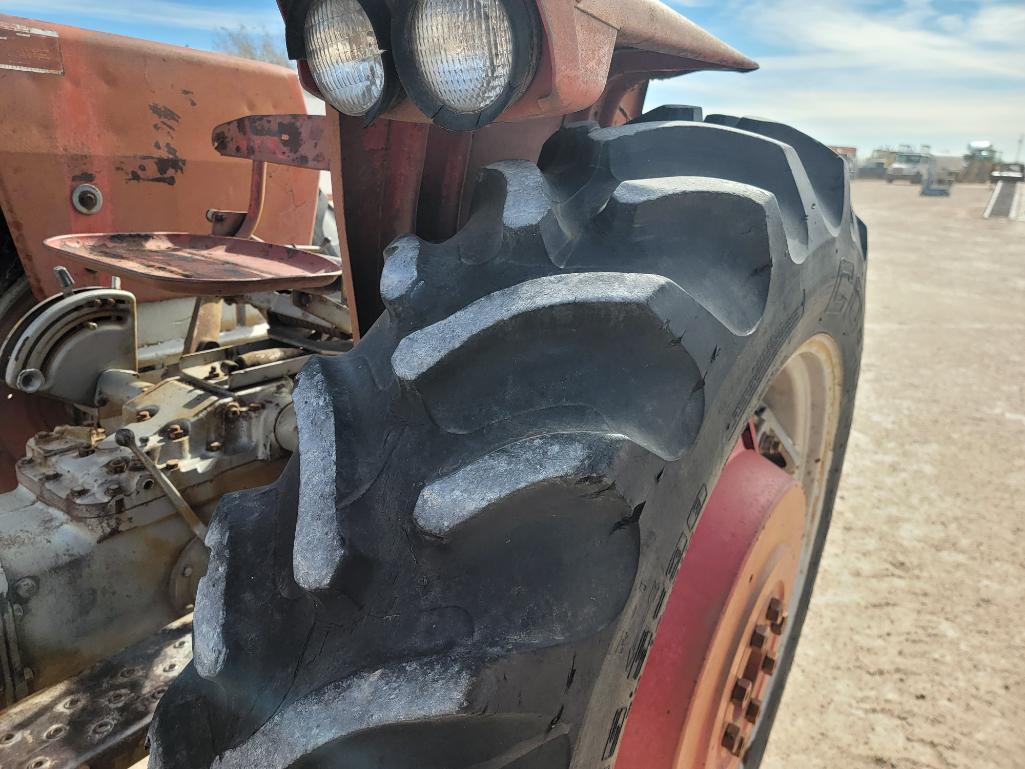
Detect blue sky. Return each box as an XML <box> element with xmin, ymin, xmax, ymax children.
<box><xmin>2</xmin><ymin>0</ymin><xmax>1023</xmax><ymax>159</ymax></box>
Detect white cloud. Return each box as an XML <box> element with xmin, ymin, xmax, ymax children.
<box><xmin>739</xmin><ymin>0</ymin><xmax>1025</xmax><ymax>80</ymax></box>
<box><xmin>650</xmin><ymin>1</ymin><xmax>1025</xmax><ymax>158</ymax></box>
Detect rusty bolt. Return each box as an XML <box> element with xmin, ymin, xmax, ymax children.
<box><xmin>105</xmin><ymin>483</ymin><xmax>122</xmax><ymax>498</ymax></box>
<box><xmin>163</xmin><ymin>460</ymin><xmax>180</xmax><ymax>472</ymax></box>
<box><xmin>70</xmin><ymin>487</ymin><xmax>89</xmax><ymax>498</ymax></box>
<box><xmin>207</xmin><ymin>441</ymin><xmax>223</xmax><ymax>452</ymax></box>
<box><xmin>225</xmin><ymin>404</ymin><xmax>241</xmax><ymax>420</ymax></box>
<box><xmin>731</xmin><ymin>677</ymin><xmax>753</xmax><ymax>706</ymax></box>
<box><xmin>129</xmin><ymin>459</ymin><xmax>145</xmax><ymax>472</ymax></box>
<box><xmin>12</xmin><ymin>604</ymin><xmax>24</xmax><ymax>619</ymax></box>
<box><xmin>722</xmin><ymin>723</ymin><xmax>742</xmax><ymax>752</ymax></box>
<box><xmin>44</xmin><ymin>471</ymin><xmax>62</xmax><ymax>482</ymax></box>
<box><xmin>164</xmin><ymin>424</ymin><xmax>185</xmax><ymax>441</ymax></box>
<box><xmin>771</xmin><ymin>614</ymin><xmax>788</xmax><ymax>636</ymax></box>
<box><xmin>14</xmin><ymin>577</ymin><xmax>38</xmax><ymax>600</ymax></box>
<box><xmin>762</xmin><ymin>652</ymin><xmax>778</xmax><ymax>676</ymax></box>
<box><xmin>106</xmin><ymin>458</ymin><xmax>129</xmax><ymax>474</ymax></box>
<box><xmin>77</xmin><ymin>446</ymin><xmax>95</xmax><ymax>458</ymax></box>
<box><xmin>732</xmin><ymin>735</ymin><xmax>746</xmax><ymax>757</ymax></box>
<box><xmin>766</xmin><ymin>597</ymin><xmax>784</xmax><ymax>624</ymax></box>
<box><xmin>136</xmin><ymin>410</ymin><xmax>153</xmax><ymax>422</ymax></box>
<box><xmin>182</xmin><ymin>566</ymin><xmax>194</xmax><ymax>578</ymax></box>
<box><xmin>750</xmin><ymin>624</ymin><xmax>770</xmax><ymax>650</ymax></box>
<box><xmin>745</xmin><ymin>698</ymin><xmax>762</xmax><ymax>724</ymax></box>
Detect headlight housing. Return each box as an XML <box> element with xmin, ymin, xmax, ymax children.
<box><xmin>393</xmin><ymin>0</ymin><xmax>541</xmax><ymax>130</ymax></box>
<box><xmin>304</xmin><ymin>0</ymin><xmax>400</xmax><ymax>119</ymax></box>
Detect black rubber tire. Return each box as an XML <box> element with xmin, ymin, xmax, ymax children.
<box><xmin>150</xmin><ymin>110</ymin><xmax>866</xmax><ymax>769</ymax></box>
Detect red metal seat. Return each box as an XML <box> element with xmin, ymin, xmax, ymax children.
<box><xmin>43</xmin><ymin>232</ymin><xmax>340</xmax><ymax>296</ymax></box>
<box><xmin>45</xmin><ymin>114</ymin><xmax>338</xmax><ymax>297</ymax></box>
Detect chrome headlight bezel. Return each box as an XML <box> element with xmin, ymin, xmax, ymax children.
<box><xmin>303</xmin><ymin>0</ymin><xmax>403</xmax><ymax>121</ymax></box>
<box><xmin>391</xmin><ymin>0</ymin><xmax>542</xmax><ymax>131</ymax></box>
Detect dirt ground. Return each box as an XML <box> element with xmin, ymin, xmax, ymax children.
<box><xmin>762</xmin><ymin>180</ymin><xmax>1025</xmax><ymax>769</ymax></box>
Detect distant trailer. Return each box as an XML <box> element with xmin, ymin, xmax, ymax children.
<box><xmin>984</xmin><ymin>166</ymin><xmax>1024</xmax><ymax>220</ymax></box>
<box><xmin>983</xmin><ymin>181</ymin><xmax>1021</xmax><ymax>219</ymax></box>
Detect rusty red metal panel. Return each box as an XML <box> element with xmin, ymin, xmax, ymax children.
<box><xmin>578</xmin><ymin>0</ymin><xmax>758</xmax><ymax>71</ymax></box>
<box><xmin>45</xmin><ymin>232</ymin><xmax>341</xmax><ymax>296</ymax></box>
<box><xmin>0</xmin><ymin>14</ymin><xmax>319</xmax><ymax>302</ymax></box>
<box><xmin>212</xmin><ymin>114</ymin><xmax>331</xmax><ymax>171</ymax></box>
<box><xmin>337</xmin><ymin>114</ymin><xmax>429</xmax><ymax>336</ymax></box>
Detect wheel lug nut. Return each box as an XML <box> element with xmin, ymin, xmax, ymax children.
<box><xmin>745</xmin><ymin>698</ymin><xmax>762</xmax><ymax>724</ymax></box>
<box><xmin>750</xmin><ymin>624</ymin><xmax>769</xmax><ymax>650</ymax></box>
<box><xmin>762</xmin><ymin>652</ymin><xmax>777</xmax><ymax>676</ymax></box>
<box><xmin>731</xmin><ymin>677</ymin><xmax>753</xmax><ymax>706</ymax></box>
<box><xmin>766</xmin><ymin>597</ymin><xmax>784</xmax><ymax>624</ymax></box>
<box><xmin>771</xmin><ymin>614</ymin><xmax>788</xmax><ymax>635</ymax></box>
<box><xmin>722</xmin><ymin>722</ymin><xmax>742</xmax><ymax>753</ymax></box>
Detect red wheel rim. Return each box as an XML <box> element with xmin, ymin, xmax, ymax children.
<box><xmin>615</xmin><ymin>442</ymin><xmax>807</xmax><ymax>768</ymax></box>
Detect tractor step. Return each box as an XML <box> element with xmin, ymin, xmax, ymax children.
<box><xmin>0</xmin><ymin>617</ymin><xmax>192</xmax><ymax>769</ymax></box>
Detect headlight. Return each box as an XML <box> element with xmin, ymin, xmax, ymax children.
<box><xmin>393</xmin><ymin>0</ymin><xmax>541</xmax><ymax>130</ymax></box>
<box><xmin>304</xmin><ymin>0</ymin><xmax>397</xmax><ymax>118</ymax></box>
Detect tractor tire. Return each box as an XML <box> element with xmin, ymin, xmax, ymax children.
<box><xmin>150</xmin><ymin>110</ymin><xmax>866</xmax><ymax>769</ymax></box>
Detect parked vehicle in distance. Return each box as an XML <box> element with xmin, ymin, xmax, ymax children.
<box><xmin>887</xmin><ymin>151</ymin><xmax>933</xmax><ymax>183</ymax></box>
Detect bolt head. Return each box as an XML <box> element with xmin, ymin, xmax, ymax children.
<box><xmin>745</xmin><ymin>698</ymin><xmax>762</xmax><ymax>724</ymax></box>
<box><xmin>762</xmin><ymin>652</ymin><xmax>777</xmax><ymax>676</ymax></box>
<box><xmin>766</xmin><ymin>597</ymin><xmax>784</xmax><ymax>624</ymax></box>
<box><xmin>136</xmin><ymin>410</ymin><xmax>152</xmax><ymax>422</ymax></box>
<box><xmin>722</xmin><ymin>722</ymin><xmax>741</xmax><ymax>752</ymax></box>
<box><xmin>14</xmin><ymin>578</ymin><xmax>38</xmax><ymax>600</ymax></box>
<box><xmin>750</xmin><ymin>624</ymin><xmax>770</xmax><ymax>650</ymax></box>
<box><xmin>771</xmin><ymin>614</ymin><xmax>788</xmax><ymax>635</ymax></box>
<box><xmin>731</xmin><ymin>677</ymin><xmax>753</xmax><ymax>705</ymax></box>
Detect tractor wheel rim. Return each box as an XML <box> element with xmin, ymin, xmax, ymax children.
<box><xmin>616</xmin><ymin>335</ymin><xmax>843</xmax><ymax>769</ymax></box>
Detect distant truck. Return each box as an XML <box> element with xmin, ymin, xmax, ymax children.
<box><xmin>886</xmin><ymin>151</ymin><xmax>932</xmax><ymax>184</ymax></box>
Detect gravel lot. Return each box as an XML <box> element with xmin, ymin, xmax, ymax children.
<box><xmin>762</xmin><ymin>180</ymin><xmax>1025</xmax><ymax>769</ymax></box>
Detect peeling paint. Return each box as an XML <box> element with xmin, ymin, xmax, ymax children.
<box><xmin>148</xmin><ymin>103</ymin><xmax>181</xmax><ymax>124</ymax></box>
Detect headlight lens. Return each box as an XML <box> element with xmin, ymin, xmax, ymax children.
<box><xmin>410</xmin><ymin>0</ymin><xmax>515</xmax><ymax>114</ymax></box>
<box><xmin>305</xmin><ymin>0</ymin><xmax>386</xmax><ymax>116</ymax></box>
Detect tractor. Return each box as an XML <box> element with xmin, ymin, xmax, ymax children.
<box><xmin>0</xmin><ymin>2</ymin><xmax>867</xmax><ymax>769</ymax></box>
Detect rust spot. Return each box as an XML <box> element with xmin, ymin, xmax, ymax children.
<box><xmin>127</xmin><ymin>170</ymin><xmax>176</xmax><ymax>186</ymax></box>
<box><xmin>148</xmin><ymin>103</ymin><xmax>181</xmax><ymax>124</ymax></box>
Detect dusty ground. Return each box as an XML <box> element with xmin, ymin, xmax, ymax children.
<box><xmin>762</xmin><ymin>180</ymin><xmax>1025</xmax><ymax>769</ymax></box>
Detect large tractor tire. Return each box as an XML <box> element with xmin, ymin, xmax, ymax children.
<box><xmin>150</xmin><ymin>111</ymin><xmax>866</xmax><ymax>769</ymax></box>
